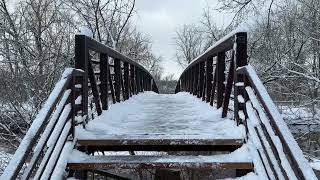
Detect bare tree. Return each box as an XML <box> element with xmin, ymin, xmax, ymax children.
<box><xmin>66</xmin><ymin>0</ymin><xmax>136</xmax><ymax>48</ymax></box>
<box><xmin>0</xmin><ymin>0</ymin><xmax>163</xmax><ymax>150</ymax></box>
<box><xmin>0</xmin><ymin>0</ymin><xmax>74</xmax><ymax>149</ymax></box>
<box><xmin>174</xmin><ymin>24</ymin><xmax>204</xmax><ymax>68</ymax></box>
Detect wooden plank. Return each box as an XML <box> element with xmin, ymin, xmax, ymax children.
<box><xmin>100</xmin><ymin>53</ymin><xmax>109</xmax><ymax>110</ymax></box>
<box><xmin>123</xmin><ymin>62</ymin><xmax>129</xmax><ymax>100</ymax></box>
<box><xmin>75</xmin><ymin>35</ymin><xmax>89</xmax><ymax>122</ymax></box>
<box><xmin>135</xmin><ymin>68</ymin><xmax>141</xmax><ymax>93</ymax></box>
<box><xmin>88</xmin><ymin>59</ymin><xmax>102</xmax><ymax>115</ymax></box>
<box><xmin>210</xmin><ymin>68</ymin><xmax>217</xmax><ymax>106</ymax></box>
<box><xmin>193</xmin><ymin>66</ymin><xmax>199</xmax><ymax>95</ymax></box>
<box><xmin>234</xmin><ymin>32</ymin><xmax>248</xmax><ymax>125</ymax></box>
<box><xmin>152</xmin><ymin>79</ymin><xmax>158</xmax><ymax>93</ymax></box>
<box><xmin>199</xmin><ymin>61</ymin><xmax>204</xmax><ymax>98</ymax></box>
<box><xmin>78</xmin><ymin>137</ymin><xmax>244</xmax><ymax>146</ymax></box>
<box><xmin>114</xmin><ymin>59</ymin><xmax>121</xmax><ymax>102</ymax></box>
<box><xmin>216</xmin><ymin>52</ymin><xmax>225</xmax><ymax>108</ymax></box>
<box><xmin>120</xmin><ymin>64</ymin><xmax>125</xmax><ymax>101</ymax></box>
<box><xmin>108</xmin><ymin>64</ymin><xmax>116</xmax><ymax>104</ymax></box>
<box><xmin>77</xmin><ymin>136</ymin><xmax>244</xmax><ymax>151</ymax></box>
<box><xmin>68</xmin><ymin>156</ymin><xmax>253</xmax><ymax>170</ymax></box>
<box><xmin>130</xmin><ymin>65</ymin><xmax>135</xmax><ymax>95</ymax></box>
<box><xmin>190</xmin><ymin>68</ymin><xmax>193</xmax><ymax>94</ymax></box>
<box><xmin>206</xmin><ymin>57</ymin><xmax>213</xmax><ymax>103</ymax></box>
<box><xmin>222</xmin><ymin>54</ymin><xmax>234</xmax><ymax>118</ymax></box>
<box><xmin>139</xmin><ymin>70</ymin><xmax>144</xmax><ymax>92</ymax></box>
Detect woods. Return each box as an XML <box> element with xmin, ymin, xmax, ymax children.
<box><xmin>0</xmin><ymin>0</ymin><xmax>162</xmax><ymax>150</ymax></box>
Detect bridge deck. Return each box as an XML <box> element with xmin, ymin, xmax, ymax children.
<box><xmin>76</xmin><ymin>92</ymin><xmax>245</xmax><ymax>140</ymax></box>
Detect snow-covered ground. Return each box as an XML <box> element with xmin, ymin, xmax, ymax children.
<box><xmin>279</xmin><ymin>106</ymin><xmax>320</xmax><ymax>133</ymax></box>
<box><xmin>77</xmin><ymin>92</ymin><xmax>246</xmax><ymax>139</ymax></box>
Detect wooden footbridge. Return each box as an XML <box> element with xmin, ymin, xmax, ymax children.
<box><xmin>1</xmin><ymin>31</ymin><xmax>317</xmax><ymax>179</ymax></box>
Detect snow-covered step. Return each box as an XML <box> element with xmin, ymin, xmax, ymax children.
<box><xmin>77</xmin><ymin>134</ymin><xmax>244</xmax><ymax>151</ymax></box>
<box><xmin>69</xmin><ymin>143</ymin><xmax>253</xmax><ymax>172</ymax></box>
<box><xmin>68</xmin><ymin>155</ymin><xmax>253</xmax><ymax>170</ymax></box>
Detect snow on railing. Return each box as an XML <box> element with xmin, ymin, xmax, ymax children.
<box><xmin>237</xmin><ymin>64</ymin><xmax>317</xmax><ymax>180</ymax></box>
<box><xmin>1</xmin><ymin>68</ymin><xmax>83</xmax><ymax>180</ymax></box>
<box><xmin>175</xmin><ymin>27</ymin><xmax>317</xmax><ymax>179</ymax></box>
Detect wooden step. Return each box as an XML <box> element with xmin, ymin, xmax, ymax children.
<box><xmin>68</xmin><ymin>155</ymin><xmax>253</xmax><ymax>170</ymax></box>
<box><xmin>77</xmin><ymin>134</ymin><xmax>244</xmax><ymax>151</ymax></box>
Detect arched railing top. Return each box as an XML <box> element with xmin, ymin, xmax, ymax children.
<box><xmin>78</xmin><ymin>35</ymin><xmax>156</xmax><ymax>79</ymax></box>
<box><xmin>75</xmin><ymin>34</ymin><xmax>159</xmax><ymax>117</ymax></box>
<box><xmin>181</xmin><ymin>30</ymin><xmax>247</xmax><ymax>74</ymax></box>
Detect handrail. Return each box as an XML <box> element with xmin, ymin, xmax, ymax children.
<box><xmin>85</xmin><ymin>36</ymin><xmax>154</xmax><ymax>77</ymax></box>
<box><xmin>237</xmin><ymin>65</ymin><xmax>317</xmax><ymax>180</ymax></box>
<box><xmin>182</xmin><ymin>30</ymin><xmax>246</xmax><ymax>73</ymax></box>
<box><xmin>1</xmin><ymin>34</ymin><xmax>159</xmax><ymax>179</ymax></box>
<box><xmin>175</xmin><ymin>30</ymin><xmax>247</xmax><ymax>121</ymax></box>
<box><xmin>75</xmin><ymin>35</ymin><xmax>159</xmax><ymax>123</ymax></box>
<box><xmin>175</xmin><ymin>30</ymin><xmax>317</xmax><ymax>179</ymax></box>
<box><xmin>1</xmin><ymin>68</ymin><xmax>83</xmax><ymax>180</ymax></box>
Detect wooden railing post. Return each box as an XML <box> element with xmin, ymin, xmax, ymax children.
<box><xmin>100</xmin><ymin>53</ymin><xmax>109</xmax><ymax>110</ymax></box>
<box><xmin>88</xmin><ymin>58</ymin><xmax>102</xmax><ymax>115</ymax></box>
<box><xmin>123</xmin><ymin>62</ymin><xmax>129</xmax><ymax>100</ymax></box>
<box><xmin>70</xmin><ymin>75</ymin><xmax>76</xmax><ymax>138</ymax></box>
<box><xmin>143</xmin><ymin>72</ymin><xmax>147</xmax><ymax>91</ymax></box>
<box><xmin>148</xmin><ymin>76</ymin><xmax>152</xmax><ymax>90</ymax></box>
<box><xmin>108</xmin><ymin>63</ymin><xmax>116</xmax><ymax>104</ymax></box>
<box><xmin>189</xmin><ymin>70</ymin><xmax>192</xmax><ymax>93</ymax></box>
<box><xmin>199</xmin><ymin>61</ymin><xmax>205</xmax><ymax>99</ymax></box>
<box><xmin>193</xmin><ymin>66</ymin><xmax>198</xmax><ymax>95</ymax></box>
<box><xmin>216</xmin><ymin>52</ymin><xmax>225</xmax><ymax>108</ymax></box>
<box><xmin>152</xmin><ymin>79</ymin><xmax>158</xmax><ymax>93</ymax></box>
<box><xmin>205</xmin><ymin>57</ymin><xmax>213</xmax><ymax>103</ymax></box>
<box><xmin>75</xmin><ymin>35</ymin><xmax>89</xmax><ymax>123</ymax></box>
<box><xmin>190</xmin><ymin>68</ymin><xmax>193</xmax><ymax>94</ymax></box>
<box><xmin>141</xmin><ymin>71</ymin><xmax>145</xmax><ymax>92</ymax></box>
<box><xmin>130</xmin><ymin>65</ymin><xmax>135</xmax><ymax>95</ymax></box>
<box><xmin>180</xmin><ymin>74</ymin><xmax>184</xmax><ymax>91</ymax></box>
<box><xmin>114</xmin><ymin>59</ymin><xmax>121</xmax><ymax>102</ymax></box>
<box><xmin>222</xmin><ymin>54</ymin><xmax>235</xmax><ymax>118</ymax></box>
<box><xmin>234</xmin><ymin>32</ymin><xmax>248</xmax><ymax>124</ymax></box>
<box><xmin>182</xmin><ymin>73</ymin><xmax>188</xmax><ymax>91</ymax></box>
<box><xmin>136</xmin><ymin>68</ymin><xmax>140</xmax><ymax>93</ymax></box>
<box><xmin>210</xmin><ymin>68</ymin><xmax>217</xmax><ymax>106</ymax></box>
<box><xmin>187</xmin><ymin>69</ymin><xmax>190</xmax><ymax>93</ymax></box>
<box><xmin>175</xmin><ymin>80</ymin><xmax>181</xmax><ymax>93</ymax></box>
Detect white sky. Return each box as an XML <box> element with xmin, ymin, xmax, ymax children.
<box><xmin>133</xmin><ymin>0</ymin><xmax>232</xmax><ymax>79</ymax></box>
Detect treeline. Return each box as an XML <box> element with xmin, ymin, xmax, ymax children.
<box><xmin>157</xmin><ymin>74</ymin><xmax>177</xmax><ymax>94</ymax></box>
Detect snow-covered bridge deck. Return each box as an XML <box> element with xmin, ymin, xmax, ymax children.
<box><xmin>78</xmin><ymin>92</ymin><xmax>245</xmax><ymax>139</ymax></box>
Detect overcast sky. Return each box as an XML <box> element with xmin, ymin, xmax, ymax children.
<box><xmin>132</xmin><ymin>0</ymin><xmax>232</xmax><ymax>79</ymax></box>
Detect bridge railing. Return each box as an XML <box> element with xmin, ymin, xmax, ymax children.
<box><xmin>75</xmin><ymin>35</ymin><xmax>159</xmax><ymax>123</ymax></box>
<box><xmin>2</xmin><ymin>68</ymin><xmax>83</xmax><ymax>180</ymax></box>
<box><xmin>175</xmin><ymin>31</ymin><xmax>317</xmax><ymax>179</ymax></box>
<box><xmin>1</xmin><ymin>35</ymin><xmax>159</xmax><ymax>180</ymax></box>
<box><xmin>175</xmin><ymin>30</ymin><xmax>247</xmax><ymax>123</ymax></box>
<box><xmin>237</xmin><ymin>65</ymin><xmax>316</xmax><ymax>180</ymax></box>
